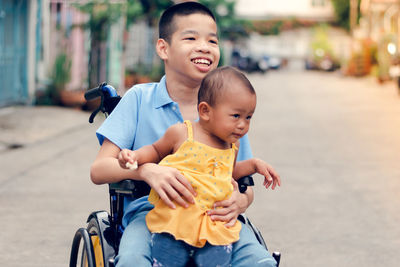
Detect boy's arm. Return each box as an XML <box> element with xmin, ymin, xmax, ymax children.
<box><xmin>90</xmin><ymin>124</ymin><xmax>196</xmax><ymax>209</ymax></box>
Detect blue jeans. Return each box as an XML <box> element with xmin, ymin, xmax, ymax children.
<box><xmin>115</xmin><ymin>203</ymin><xmax>277</xmax><ymax>267</ymax></box>
<box><xmin>151</xmin><ymin>233</ymin><xmax>232</xmax><ymax>267</ymax></box>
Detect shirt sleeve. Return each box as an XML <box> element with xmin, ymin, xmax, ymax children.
<box><xmin>96</xmin><ymin>88</ymin><xmax>140</xmax><ymax>149</ymax></box>
<box><xmin>237</xmin><ymin>134</ymin><xmax>253</xmax><ymax>161</ymax></box>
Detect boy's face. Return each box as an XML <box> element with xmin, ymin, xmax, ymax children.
<box><xmin>209</xmin><ymin>83</ymin><xmax>256</xmax><ymax>144</ymax></box>
<box><xmin>161</xmin><ymin>13</ymin><xmax>220</xmax><ymax>83</ymax></box>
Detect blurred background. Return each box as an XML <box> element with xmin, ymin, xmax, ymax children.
<box><xmin>2</xmin><ymin>0</ymin><xmax>400</xmax><ymax>108</ymax></box>
<box><xmin>2</xmin><ymin>1</ymin><xmax>400</xmax><ymax>266</ymax></box>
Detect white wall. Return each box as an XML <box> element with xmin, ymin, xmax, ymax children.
<box><xmin>236</xmin><ymin>0</ymin><xmax>334</xmax><ymax>20</ymax></box>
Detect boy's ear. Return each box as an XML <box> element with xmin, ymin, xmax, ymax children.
<box><xmin>156</xmin><ymin>39</ymin><xmax>168</xmax><ymax>60</ymax></box>
<box><xmin>198</xmin><ymin>102</ymin><xmax>212</xmax><ymax>121</ymax></box>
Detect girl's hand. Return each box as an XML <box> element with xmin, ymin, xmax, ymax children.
<box><xmin>140</xmin><ymin>163</ymin><xmax>197</xmax><ymax>209</ymax></box>
<box><xmin>207</xmin><ymin>180</ymin><xmax>248</xmax><ymax>227</ymax></box>
<box><xmin>254</xmin><ymin>158</ymin><xmax>281</xmax><ymax>190</ymax></box>
<box><xmin>118</xmin><ymin>149</ymin><xmax>137</xmax><ymax>169</ymax></box>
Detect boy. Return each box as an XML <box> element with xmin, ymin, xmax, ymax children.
<box><xmin>90</xmin><ymin>2</ymin><xmax>279</xmax><ymax>266</ymax></box>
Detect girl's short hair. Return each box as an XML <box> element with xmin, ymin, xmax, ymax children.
<box><xmin>198</xmin><ymin>66</ymin><xmax>255</xmax><ymax>107</ymax></box>
<box><xmin>159</xmin><ymin>2</ymin><xmax>216</xmax><ymax>44</ymax></box>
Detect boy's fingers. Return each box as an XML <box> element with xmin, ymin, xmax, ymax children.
<box><xmin>175</xmin><ymin>172</ymin><xmax>197</xmax><ymax>198</ymax></box>
<box><xmin>157</xmin><ymin>190</ymin><xmax>176</xmax><ymax>209</ymax></box>
<box><xmin>165</xmin><ymin>186</ymin><xmax>189</xmax><ymax>208</ymax></box>
<box><xmin>213</xmin><ymin>198</ymin><xmax>232</xmax><ymax>209</ymax></box>
<box><xmin>224</xmin><ymin>218</ymin><xmax>237</xmax><ymax>228</ymax></box>
<box><xmin>207</xmin><ymin>207</ymin><xmax>230</xmax><ymax>216</ymax></box>
<box><xmin>210</xmin><ymin>213</ymin><xmax>234</xmax><ymax>223</ymax></box>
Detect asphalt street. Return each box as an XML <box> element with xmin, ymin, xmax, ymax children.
<box><xmin>1</xmin><ymin>62</ymin><xmax>400</xmax><ymax>266</ymax></box>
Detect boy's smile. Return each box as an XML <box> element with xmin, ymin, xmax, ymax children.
<box><xmin>162</xmin><ymin>13</ymin><xmax>220</xmax><ymax>83</ymax></box>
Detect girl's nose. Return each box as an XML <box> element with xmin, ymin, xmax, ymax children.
<box><xmin>237</xmin><ymin>120</ymin><xmax>246</xmax><ymax>130</ymax></box>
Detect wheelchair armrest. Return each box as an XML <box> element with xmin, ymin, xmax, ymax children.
<box><xmin>237</xmin><ymin>175</ymin><xmax>254</xmax><ymax>193</ymax></box>
<box><xmin>109</xmin><ymin>176</ymin><xmax>252</xmax><ymax>197</ymax></box>
<box><xmin>109</xmin><ymin>180</ymin><xmax>151</xmax><ymax>198</ymax></box>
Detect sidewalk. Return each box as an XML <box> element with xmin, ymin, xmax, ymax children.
<box><xmin>0</xmin><ymin>105</ymin><xmax>91</xmax><ymax>152</ymax></box>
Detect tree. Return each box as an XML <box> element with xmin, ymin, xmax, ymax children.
<box><xmin>331</xmin><ymin>0</ymin><xmax>361</xmax><ymax>31</ymax></box>
<box><xmin>73</xmin><ymin>1</ymin><xmax>127</xmax><ymax>87</ymax></box>
<box><xmin>199</xmin><ymin>0</ymin><xmax>248</xmax><ymax>40</ymax></box>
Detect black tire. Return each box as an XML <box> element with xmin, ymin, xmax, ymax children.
<box><xmin>85</xmin><ymin>217</ymin><xmax>105</xmax><ymax>267</ymax></box>
<box><xmin>69</xmin><ymin>228</ymin><xmax>95</xmax><ymax>267</ymax></box>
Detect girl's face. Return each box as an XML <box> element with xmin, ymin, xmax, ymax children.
<box><xmin>208</xmin><ymin>84</ymin><xmax>256</xmax><ymax>144</ymax></box>
<box><xmin>161</xmin><ymin>13</ymin><xmax>220</xmax><ymax>84</ymax></box>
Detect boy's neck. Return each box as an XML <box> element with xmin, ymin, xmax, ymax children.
<box><xmin>165</xmin><ymin>74</ymin><xmax>200</xmax><ymax>121</ymax></box>
<box><xmin>165</xmin><ymin>74</ymin><xmax>199</xmax><ymax>104</ymax></box>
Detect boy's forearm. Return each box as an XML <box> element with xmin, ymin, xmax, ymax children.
<box><xmin>243</xmin><ymin>187</ymin><xmax>254</xmax><ymax>208</ymax></box>
<box><xmin>91</xmin><ymin>157</ymin><xmax>144</xmax><ymax>184</ymax></box>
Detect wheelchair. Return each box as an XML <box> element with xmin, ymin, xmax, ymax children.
<box><xmin>69</xmin><ymin>83</ymin><xmax>281</xmax><ymax>267</ymax></box>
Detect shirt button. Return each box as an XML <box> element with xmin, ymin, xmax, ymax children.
<box><xmin>172</xmin><ymin>106</ymin><xmax>176</xmax><ymax>111</ymax></box>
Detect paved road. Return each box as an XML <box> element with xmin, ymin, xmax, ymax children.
<box><xmin>1</xmin><ymin>64</ymin><xmax>400</xmax><ymax>266</ymax></box>
<box><xmin>246</xmin><ymin>64</ymin><xmax>400</xmax><ymax>267</ymax></box>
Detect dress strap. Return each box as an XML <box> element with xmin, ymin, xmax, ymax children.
<box><xmin>184</xmin><ymin>120</ymin><xmax>193</xmax><ymax>141</ymax></box>
<box><xmin>232</xmin><ymin>143</ymin><xmax>238</xmax><ymax>151</ymax></box>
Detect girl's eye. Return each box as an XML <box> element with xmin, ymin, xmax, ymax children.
<box><xmin>246</xmin><ymin>115</ymin><xmax>252</xmax><ymax>120</ymax></box>
<box><xmin>209</xmin><ymin>39</ymin><xmax>218</xmax><ymax>44</ymax></box>
<box><xmin>185</xmin><ymin>37</ymin><xmax>195</xmax><ymax>40</ymax></box>
<box><xmin>232</xmin><ymin>114</ymin><xmax>240</xmax><ymax>118</ymax></box>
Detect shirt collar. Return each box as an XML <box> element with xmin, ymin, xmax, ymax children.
<box><xmin>153</xmin><ymin>75</ymin><xmax>174</xmax><ymax>108</ymax></box>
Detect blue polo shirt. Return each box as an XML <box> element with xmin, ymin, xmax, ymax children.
<box><xmin>96</xmin><ymin>76</ymin><xmax>253</xmax><ymax>226</ymax></box>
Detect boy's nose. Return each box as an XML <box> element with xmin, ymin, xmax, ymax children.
<box><xmin>196</xmin><ymin>40</ymin><xmax>210</xmax><ymax>53</ymax></box>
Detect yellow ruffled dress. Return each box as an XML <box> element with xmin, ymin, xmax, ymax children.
<box><xmin>146</xmin><ymin>120</ymin><xmax>241</xmax><ymax>248</ymax></box>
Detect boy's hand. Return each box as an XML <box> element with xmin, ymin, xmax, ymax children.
<box><xmin>140</xmin><ymin>163</ymin><xmax>197</xmax><ymax>209</ymax></box>
<box><xmin>118</xmin><ymin>149</ymin><xmax>138</xmax><ymax>170</ymax></box>
<box><xmin>254</xmin><ymin>158</ymin><xmax>281</xmax><ymax>190</ymax></box>
<box><xmin>207</xmin><ymin>180</ymin><xmax>247</xmax><ymax>227</ymax></box>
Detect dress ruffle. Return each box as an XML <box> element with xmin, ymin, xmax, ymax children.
<box><xmin>146</xmin><ymin>199</ymin><xmax>241</xmax><ymax>248</ymax></box>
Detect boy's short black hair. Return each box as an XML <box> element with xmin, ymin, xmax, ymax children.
<box><xmin>198</xmin><ymin>66</ymin><xmax>255</xmax><ymax>107</ymax></box>
<box><xmin>159</xmin><ymin>1</ymin><xmax>216</xmax><ymax>43</ymax></box>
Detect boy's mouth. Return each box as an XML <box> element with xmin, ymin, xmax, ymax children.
<box><xmin>192</xmin><ymin>58</ymin><xmax>211</xmax><ymax>66</ymax></box>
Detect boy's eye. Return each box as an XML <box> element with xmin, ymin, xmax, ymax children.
<box><xmin>184</xmin><ymin>37</ymin><xmax>196</xmax><ymax>40</ymax></box>
<box><xmin>232</xmin><ymin>114</ymin><xmax>240</xmax><ymax>118</ymax></box>
<box><xmin>209</xmin><ymin>39</ymin><xmax>218</xmax><ymax>44</ymax></box>
<box><xmin>246</xmin><ymin>115</ymin><xmax>252</xmax><ymax>120</ymax></box>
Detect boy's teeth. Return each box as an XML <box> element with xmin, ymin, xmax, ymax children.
<box><xmin>193</xmin><ymin>59</ymin><xmax>210</xmax><ymax>65</ymax></box>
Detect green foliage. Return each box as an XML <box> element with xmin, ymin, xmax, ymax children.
<box><xmin>51</xmin><ymin>53</ymin><xmax>72</xmax><ymax>90</ymax></box>
<box><xmin>199</xmin><ymin>0</ymin><xmax>248</xmax><ymax>40</ymax></box>
<box><xmin>331</xmin><ymin>0</ymin><xmax>350</xmax><ymax>30</ymax></box>
<box><xmin>37</xmin><ymin>52</ymin><xmax>71</xmax><ymax>105</ymax></box>
<box><xmin>73</xmin><ymin>0</ymin><xmax>126</xmax><ymax>41</ymax></box>
<box><xmin>330</xmin><ymin>0</ymin><xmax>361</xmax><ymax>31</ymax></box>
<box><xmin>135</xmin><ymin>0</ymin><xmax>173</xmax><ymax>26</ymax></box>
<box><xmin>310</xmin><ymin>24</ymin><xmax>338</xmax><ymax>63</ymax></box>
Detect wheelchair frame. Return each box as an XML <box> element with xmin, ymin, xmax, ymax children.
<box><xmin>69</xmin><ymin>83</ymin><xmax>281</xmax><ymax>267</ymax></box>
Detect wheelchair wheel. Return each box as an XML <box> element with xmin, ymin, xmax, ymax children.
<box><xmin>70</xmin><ymin>211</ymin><xmax>116</xmax><ymax>267</ymax></box>
<box><xmin>69</xmin><ymin>227</ymin><xmax>96</xmax><ymax>267</ymax></box>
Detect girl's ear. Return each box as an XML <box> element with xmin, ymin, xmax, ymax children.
<box><xmin>156</xmin><ymin>39</ymin><xmax>168</xmax><ymax>60</ymax></box>
<box><xmin>198</xmin><ymin>102</ymin><xmax>211</xmax><ymax>121</ymax></box>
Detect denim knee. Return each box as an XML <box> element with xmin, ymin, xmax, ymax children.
<box><xmin>231</xmin><ymin>222</ymin><xmax>277</xmax><ymax>267</ymax></box>
<box><xmin>115</xmin><ymin>209</ymin><xmax>152</xmax><ymax>267</ymax></box>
